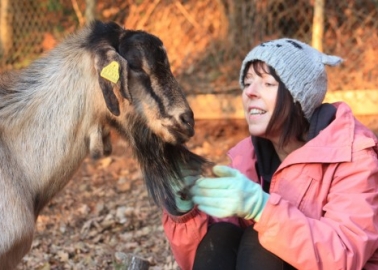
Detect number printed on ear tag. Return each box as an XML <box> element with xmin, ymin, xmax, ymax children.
<box><xmin>100</xmin><ymin>61</ymin><xmax>120</xmax><ymax>83</ymax></box>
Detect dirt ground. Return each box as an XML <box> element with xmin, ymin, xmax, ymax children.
<box><xmin>16</xmin><ymin>119</ymin><xmax>250</xmax><ymax>270</ymax></box>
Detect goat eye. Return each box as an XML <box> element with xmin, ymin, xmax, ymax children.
<box><xmin>127</xmin><ymin>61</ymin><xmax>136</xmax><ymax>69</ymax></box>
<box><xmin>128</xmin><ymin>63</ymin><xmax>143</xmax><ymax>73</ymax></box>
<box><xmin>157</xmin><ymin>60</ymin><xmax>169</xmax><ymax>68</ymax></box>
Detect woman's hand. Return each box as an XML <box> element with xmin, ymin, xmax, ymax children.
<box><xmin>172</xmin><ymin>174</ymin><xmax>200</xmax><ymax>213</ymax></box>
<box><xmin>191</xmin><ymin>165</ymin><xmax>269</xmax><ymax>222</ymax></box>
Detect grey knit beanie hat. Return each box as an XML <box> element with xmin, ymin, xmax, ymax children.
<box><xmin>239</xmin><ymin>38</ymin><xmax>343</xmax><ymax>120</ymax></box>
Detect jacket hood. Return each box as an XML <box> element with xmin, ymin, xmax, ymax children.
<box><xmin>284</xmin><ymin>102</ymin><xmax>377</xmax><ymax>165</ymax></box>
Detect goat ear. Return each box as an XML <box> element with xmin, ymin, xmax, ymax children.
<box><xmin>117</xmin><ymin>56</ymin><xmax>132</xmax><ymax>101</ymax></box>
<box><xmin>96</xmin><ymin>51</ymin><xmax>131</xmax><ymax>116</ymax></box>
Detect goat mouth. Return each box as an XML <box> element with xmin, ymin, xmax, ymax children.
<box><xmin>169</xmin><ymin>126</ymin><xmax>194</xmax><ymax>144</ymax></box>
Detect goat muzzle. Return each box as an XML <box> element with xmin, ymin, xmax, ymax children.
<box><xmin>172</xmin><ymin>109</ymin><xmax>195</xmax><ymax>144</ymax></box>
<box><xmin>179</xmin><ymin>110</ymin><xmax>195</xmax><ymax>135</ymax></box>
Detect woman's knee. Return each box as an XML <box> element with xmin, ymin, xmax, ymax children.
<box><xmin>237</xmin><ymin>226</ymin><xmax>294</xmax><ymax>270</ymax></box>
<box><xmin>193</xmin><ymin>222</ymin><xmax>243</xmax><ymax>270</ymax></box>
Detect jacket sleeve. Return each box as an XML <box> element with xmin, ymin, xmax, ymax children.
<box><xmin>162</xmin><ymin>137</ymin><xmax>257</xmax><ymax>269</ymax></box>
<box><xmin>255</xmin><ymin>148</ymin><xmax>378</xmax><ymax>269</ymax></box>
<box><xmin>162</xmin><ymin>207</ymin><xmax>209</xmax><ymax>270</ymax></box>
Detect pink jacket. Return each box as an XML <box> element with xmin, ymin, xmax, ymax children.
<box><xmin>162</xmin><ymin>102</ymin><xmax>378</xmax><ymax>270</ymax></box>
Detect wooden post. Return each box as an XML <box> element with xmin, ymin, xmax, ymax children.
<box><xmin>312</xmin><ymin>0</ymin><xmax>325</xmax><ymax>51</ymax></box>
<box><xmin>85</xmin><ymin>0</ymin><xmax>97</xmax><ymax>24</ymax></box>
<box><xmin>0</xmin><ymin>0</ymin><xmax>13</xmax><ymax>55</ymax></box>
<box><xmin>114</xmin><ymin>252</ymin><xmax>150</xmax><ymax>270</ymax></box>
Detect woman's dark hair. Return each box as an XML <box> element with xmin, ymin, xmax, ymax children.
<box><xmin>244</xmin><ymin>60</ymin><xmax>309</xmax><ymax>149</ymax></box>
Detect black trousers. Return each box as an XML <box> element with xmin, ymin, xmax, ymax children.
<box><xmin>193</xmin><ymin>222</ymin><xmax>296</xmax><ymax>270</ymax></box>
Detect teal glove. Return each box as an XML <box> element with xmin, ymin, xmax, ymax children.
<box><xmin>170</xmin><ymin>167</ymin><xmax>202</xmax><ymax>214</ymax></box>
<box><xmin>191</xmin><ymin>165</ymin><xmax>269</xmax><ymax>222</ymax></box>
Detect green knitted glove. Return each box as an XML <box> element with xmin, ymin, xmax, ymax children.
<box><xmin>169</xmin><ymin>166</ymin><xmax>202</xmax><ymax>214</ymax></box>
<box><xmin>191</xmin><ymin>165</ymin><xmax>269</xmax><ymax>222</ymax></box>
<box><xmin>172</xmin><ymin>174</ymin><xmax>200</xmax><ymax>213</ymax></box>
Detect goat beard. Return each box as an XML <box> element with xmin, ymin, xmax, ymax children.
<box><xmin>128</xmin><ymin>120</ymin><xmax>213</xmax><ymax>209</ymax></box>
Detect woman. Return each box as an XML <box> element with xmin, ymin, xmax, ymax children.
<box><xmin>162</xmin><ymin>38</ymin><xmax>378</xmax><ymax>269</ymax></box>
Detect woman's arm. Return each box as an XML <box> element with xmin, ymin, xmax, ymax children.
<box><xmin>255</xmin><ymin>148</ymin><xmax>378</xmax><ymax>269</ymax></box>
<box><xmin>162</xmin><ymin>207</ymin><xmax>209</xmax><ymax>270</ymax></box>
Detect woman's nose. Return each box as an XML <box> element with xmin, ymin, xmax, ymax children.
<box><xmin>245</xmin><ymin>82</ymin><xmax>259</xmax><ymax>98</ymax></box>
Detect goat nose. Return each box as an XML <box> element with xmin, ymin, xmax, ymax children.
<box><xmin>180</xmin><ymin>110</ymin><xmax>194</xmax><ymax>130</ymax></box>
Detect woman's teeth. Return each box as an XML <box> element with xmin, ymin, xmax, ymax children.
<box><xmin>249</xmin><ymin>108</ymin><xmax>266</xmax><ymax>115</ymax></box>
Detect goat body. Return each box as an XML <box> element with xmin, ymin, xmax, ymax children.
<box><xmin>0</xmin><ymin>21</ymin><xmax>209</xmax><ymax>269</ymax></box>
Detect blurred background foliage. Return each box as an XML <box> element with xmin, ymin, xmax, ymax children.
<box><xmin>0</xmin><ymin>0</ymin><xmax>377</xmax><ymax>94</ymax></box>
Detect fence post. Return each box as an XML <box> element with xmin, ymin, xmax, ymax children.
<box><xmin>312</xmin><ymin>0</ymin><xmax>324</xmax><ymax>51</ymax></box>
<box><xmin>0</xmin><ymin>0</ymin><xmax>13</xmax><ymax>55</ymax></box>
<box><xmin>85</xmin><ymin>0</ymin><xmax>97</xmax><ymax>24</ymax></box>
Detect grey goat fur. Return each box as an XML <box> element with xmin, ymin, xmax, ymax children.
<box><xmin>0</xmin><ymin>21</ymin><xmax>209</xmax><ymax>269</ymax></box>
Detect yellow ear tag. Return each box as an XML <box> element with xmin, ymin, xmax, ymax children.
<box><xmin>100</xmin><ymin>61</ymin><xmax>120</xmax><ymax>83</ymax></box>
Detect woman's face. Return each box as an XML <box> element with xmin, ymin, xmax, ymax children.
<box><xmin>242</xmin><ymin>62</ymin><xmax>279</xmax><ymax>140</ymax></box>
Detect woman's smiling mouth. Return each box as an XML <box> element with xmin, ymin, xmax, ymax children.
<box><xmin>248</xmin><ymin>108</ymin><xmax>267</xmax><ymax>115</ymax></box>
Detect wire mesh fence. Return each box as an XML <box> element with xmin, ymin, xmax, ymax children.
<box><xmin>0</xmin><ymin>0</ymin><xmax>78</xmax><ymax>70</ymax></box>
<box><xmin>0</xmin><ymin>0</ymin><xmax>377</xmax><ymax>93</ymax></box>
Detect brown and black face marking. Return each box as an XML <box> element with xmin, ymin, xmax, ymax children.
<box><xmin>115</xmin><ymin>30</ymin><xmax>211</xmax><ymax>207</ymax></box>
<box><xmin>85</xmin><ymin>21</ymin><xmax>194</xmax><ymax>145</ymax></box>
<box><xmin>117</xmin><ymin>30</ymin><xmax>195</xmax><ymax>144</ymax></box>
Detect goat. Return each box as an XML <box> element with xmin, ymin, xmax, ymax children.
<box><xmin>0</xmin><ymin>21</ymin><xmax>209</xmax><ymax>269</ymax></box>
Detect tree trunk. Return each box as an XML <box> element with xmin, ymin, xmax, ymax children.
<box><xmin>0</xmin><ymin>0</ymin><xmax>13</xmax><ymax>55</ymax></box>
<box><xmin>85</xmin><ymin>0</ymin><xmax>96</xmax><ymax>24</ymax></box>
<box><xmin>312</xmin><ymin>0</ymin><xmax>325</xmax><ymax>51</ymax></box>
